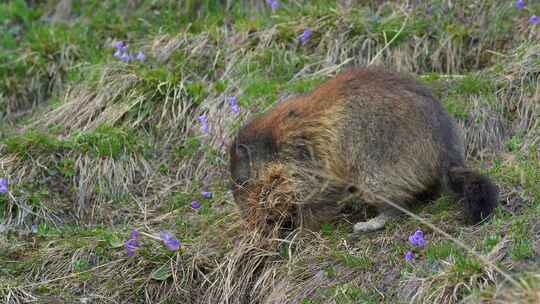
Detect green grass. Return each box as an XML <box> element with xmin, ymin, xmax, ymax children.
<box><xmin>71</xmin><ymin>125</ymin><xmax>144</xmax><ymax>159</ymax></box>
<box><xmin>509</xmin><ymin>219</ymin><xmax>535</xmax><ymax>261</ymax></box>
<box><xmin>3</xmin><ymin>126</ymin><xmax>148</xmax><ymax>160</ymax></box>
<box><xmin>426</xmin><ymin>241</ymin><xmax>459</xmax><ymax>263</ymax></box>
<box><xmin>3</xmin><ymin>129</ymin><xmax>69</xmax><ymax>159</ymax></box>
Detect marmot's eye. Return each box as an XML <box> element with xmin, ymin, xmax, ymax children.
<box><xmin>288</xmin><ymin>110</ymin><xmax>300</xmax><ymax>118</ymax></box>
<box><xmin>236</xmin><ymin>144</ymin><xmax>250</xmax><ymax>160</ymax></box>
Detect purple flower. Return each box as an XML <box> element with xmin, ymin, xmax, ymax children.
<box><xmin>114</xmin><ymin>41</ymin><xmax>126</xmax><ymax>50</ymax></box>
<box><xmin>130</xmin><ymin>228</ymin><xmax>139</xmax><ymax>239</ymax></box>
<box><xmin>529</xmin><ymin>15</ymin><xmax>540</xmax><ymax>24</ymax></box>
<box><xmin>198</xmin><ymin>114</ymin><xmax>206</xmax><ymax>123</ymax></box>
<box><xmin>201</xmin><ymin>191</ymin><xmax>212</xmax><ymax>198</ymax></box>
<box><xmin>124</xmin><ymin>238</ymin><xmax>138</xmax><ymax>256</ymax></box>
<box><xmin>299</xmin><ymin>27</ymin><xmax>311</xmax><ymax>45</ymax></box>
<box><xmin>0</xmin><ymin>178</ymin><xmax>8</xmax><ymax>193</ymax></box>
<box><xmin>404</xmin><ymin>250</ymin><xmax>414</xmax><ymax>261</ymax></box>
<box><xmin>191</xmin><ymin>200</ymin><xmax>201</xmax><ymax>209</ymax></box>
<box><xmin>124</xmin><ymin>229</ymin><xmax>140</xmax><ymax>256</ymax></box>
<box><xmin>135</xmin><ymin>51</ymin><xmax>145</xmax><ymax>61</ymax></box>
<box><xmin>113</xmin><ymin>40</ymin><xmax>131</xmax><ymax>61</ymax></box>
<box><xmin>515</xmin><ymin>0</ymin><xmax>526</xmax><ymax>9</ymax></box>
<box><xmin>119</xmin><ymin>52</ymin><xmax>131</xmax><ymax>62</ymax></box>
<box><xmin>31</xmin><ymin>223</ymin><xmax>38</xmax><ymax>234</ymax></box>
<box><xmin>198</xmin><ymin>114</ymin><xmax>209</xmax><ymax>133</ymax></box>
<box><xmin>201</xmin><ymin>123</ymin><xmax>209</xmax><ymax>133</ymax></box>
<box><xmin>159</xmin><ymin>231</ymin><xmax>181</xmax><ymax>251</ymax></box>
<box><xmin>228</xmin><ymin>96</ymin><xmax>240</xmax><ymax>113</ymax></box>
<box><xmin>113</xmin><ymin>49</ymin><xmax>123</xmax><ymax>58</ymax></box>
<box><xmin>408</xmin><ymin>229</ymin><xmax>426</xmax><ymax>247</ymax></box>
<box><xmin>266</xmin><ymin>0</ymin><xmax>279</xmax><ymax>10</ymax></box>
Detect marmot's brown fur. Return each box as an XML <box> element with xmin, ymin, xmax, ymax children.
<box><xmin>229</xmin><ymin>67</ymin><xmax>498</xmax><ymax>232</ymax></box>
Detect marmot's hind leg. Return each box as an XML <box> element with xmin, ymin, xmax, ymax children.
<box><xmin>352</xmin><ymin>207</ymin><xmax>400</xmax><ymax>232</ymax></box>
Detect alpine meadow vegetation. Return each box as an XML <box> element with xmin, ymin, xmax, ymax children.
<box><xmin>0</xmin><ymin>0</ymin><xmax>539</xmax><ymax>303</ymax></box>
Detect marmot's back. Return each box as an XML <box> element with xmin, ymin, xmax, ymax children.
<box><xmin>333</xmin><ymin>68</ymin><xmax>465</xmax><ymax>202</ymax></box>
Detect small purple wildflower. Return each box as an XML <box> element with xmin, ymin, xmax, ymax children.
<box><xmin>515</xmin><ymin>0</ymin><xmax>526</xmax><ymax>9</ymax></box>
<box><xmin>266</xmin><ymin>0</ymin><xmax>279</xmax><ymax>10</ymax></box>
<box><xmin>191</xmin><ymin>200</ymin><xmax>201</xmax><ymax>209</ymax></box>
<box><xmin>529</xmin><ymin>15</ymin><xmax>540</xmax><ymax>24</ymax></box>
<box><xmin>408</xmin><ymin>229</ymin><xmax>426</xmax><ymax>247</ymax></box>
<box><xmin>228</xmin><ymin>96</ymin><xmax>240</xmax><ymax>113</ymax></box>
<box><xmin>198</xmin><ymin>114</ymin><xmax>209</xmax><ymax>133</ymax></box>
<box><xmin>114</xmin><ymin>41</ymin><xmax>127</xmax><ymax>51</ymax></box>
<box><xmin>124</xmin><ymin>228</ymin><xmax>140</xmax><ymax>256</ymax></box>
<box><xmin>135</xmin><ymin>51</ymin><xmax>146</xmax><ymax>61</ymax></box>
<box><xmin>201</xmin><ymin>191</ymin><xmax>212</xmax><ymax>198</ymax></box>
<box><xmin>113</xmin><ymin>49</ymin><xmax>123</xmax><ymax>58</ymax></box>
<box><xmin>299</xmin><ymin>27</ymin><xmax>311</xmax><ymax>45</ymax></box>
<box><xmin>124</xmin><ymin>239</ymin><xmax>138</xmax><ymax>256</ymax></box>
<box><xmin>119</xmin><ymin>52</ymin><xmax>131</xmax><ymax>62</ymax></box>
<box><xmin>201</xmin><ymin>123</ymin><xmax>209</xmax><ymax>133</ymax></box>
<box><xmin>31</xmin><ymin>223</ymin><xmax>38</xmax><ymax>234</ymax></box>
<box><xmin>0</xmin><ymin>178</ymin><xmax>8</xmax><ymax>193</ymax></box>
<box><xmin>404</xmin><ymin>250</ymin><xmax>414</xmax><ymax>261</ymax></box>
<box><xmin>130</xmin><ymin>228</ymin><xmax>139</xmax><ymax>239</ymax></box>
<box><xmin>159</xmin><ymin>231</ymin><xmax>181</xmax><ymax>251</ymax></box>
<box><xmin>198</xmin><ymin>114</ymin><xmax>206</xmax><ymax>124</ymax></box>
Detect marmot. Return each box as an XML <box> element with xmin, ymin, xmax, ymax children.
<box><xmin>229</xmin><ymin>67</ymin><xmax>498</xmax><ymax>232</ymax></box>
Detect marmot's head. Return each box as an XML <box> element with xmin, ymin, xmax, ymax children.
<box><xmin>229</xmin><ymin>131</ymin><xmax>301</xmax><ymax>232</ymax></box>
<box><xmin>229</xmin><ymin>129</ymin><xmax>278</xmax><ymax>213</ymax></box>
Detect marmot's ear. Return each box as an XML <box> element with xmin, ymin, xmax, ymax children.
<box><xmin>229</xmin><ymin>139</ymin><xmax>249</xmax><ymax>160</ymax></box>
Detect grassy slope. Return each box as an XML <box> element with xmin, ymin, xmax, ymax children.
<box><xmin>0</xmin><ymin>0</ymin><xmax>539</xmax><ymax>303</ymax></box>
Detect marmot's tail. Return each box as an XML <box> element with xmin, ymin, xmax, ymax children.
<box><xmin>447</xmin><ymin>167</ymin><xmax>498</xmax><ymax>223</ymax></box>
